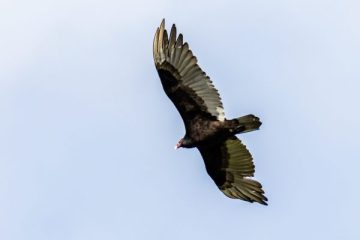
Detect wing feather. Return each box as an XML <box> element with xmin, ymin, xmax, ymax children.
<box><xmin>153</xmin><ymin>19</ymin><xmax>225</xmax><ymax>125</ymax></box>
<box><xmin>169</xmin><ymin>24</ymin><xmax>176</xmax><ymax>48</ymax></box>
<box><xmin>198</xmin><ymin>136</ymin><xmax>267</xmax><ymax>205</ymax></box>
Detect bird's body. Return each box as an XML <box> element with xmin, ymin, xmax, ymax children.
<box><xmin>180</xmin><ymin>117</ymin><xmax>252</xmax><ymax>148</ymax></box>
<box><xmin>153</xmin><ymin>19</ymin><xmax>268</xmax><ymax>205</ymax></box>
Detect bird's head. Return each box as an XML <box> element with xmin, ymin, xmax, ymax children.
<box><xmin>175</xmin><ymin>138</ymin><xmax>184</xmax><ymax>149</ymax></box>
<box><xmin>175</xmin><ymin>137</ymin><xmax>191</xmax><ymax>149</ymax></box>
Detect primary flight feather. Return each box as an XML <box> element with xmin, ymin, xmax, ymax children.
<box><xmin>153</xmin><ymin>19</ymin><xmax>267</xmax><ymax>205</ymax></box>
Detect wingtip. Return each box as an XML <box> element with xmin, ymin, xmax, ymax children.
<box><xmin>260</xmin><ymin>197</ymin><xmax>268</xmax><ymax>205</ymax></box>
<box><xmin>159</xmin><ymin>19</ymin><xmax>165</xmax><ymax>39</ymax></box>
<box><xmin>153</xmin><ymin>27</ymin><xmax>160</xmax><ymax>61</ymax></box>
<box><xmin>254</xmin><ymin>191</ymin><xmax>268</xmax><ymax>206</ymax></box>
<box><xmin>177</xmin><ymin>33</ymin><xmax>183</xmax><ymax>46</ymax></box>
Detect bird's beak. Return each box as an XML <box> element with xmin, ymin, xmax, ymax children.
<box><xmin>174</xmin><ymin>142</ymin><xmax>181</xmax><ymax>150</ymax></box>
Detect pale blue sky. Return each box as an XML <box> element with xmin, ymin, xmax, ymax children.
<box><xmin>1</xmin><ymin>0</ymin><xmax>360</xmax><ymax>239</ymax></box>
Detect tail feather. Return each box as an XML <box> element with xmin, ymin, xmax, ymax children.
<box><xmin>234</xmin><ymin>114</ymin><xmax>262</xmax><ymax>133</ymax></box>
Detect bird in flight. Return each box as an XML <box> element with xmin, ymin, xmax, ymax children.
<box><xmin>153</xmin><ymin>19</ymin><xmax>267</xmax><ymax>205</ymax></box>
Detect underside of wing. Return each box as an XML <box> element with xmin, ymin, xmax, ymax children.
<box><xmin>153</xmin><ymin>19</ymin><xmax>225</xmax><ymax>124</ymax></box>
<box><xmin>198</xmin><ymin>136</ymin><xmax>267</xmax><ymax>205</ymax></box>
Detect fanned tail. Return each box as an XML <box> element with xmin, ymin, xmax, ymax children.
<box><xmin>233</xmin><ymin>114</ymin><xmax>262</xmax><ymax>133</ymax></box>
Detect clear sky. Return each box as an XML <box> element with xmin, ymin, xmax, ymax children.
<box><xmin>1</xmin><ymin>0</ymin><xmax>359</xmax><ymax>239</ymax></box>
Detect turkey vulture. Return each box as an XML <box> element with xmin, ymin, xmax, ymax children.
<box><xmin>153</xmin><ymin>20</ymin><xmax>267</xmax><ymax>205</ymax></box>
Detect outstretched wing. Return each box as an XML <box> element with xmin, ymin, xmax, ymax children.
<box><xmin>153</xmin><ymin>19</ymin><xmax>225</xmax><ymax>128</ymax></box>
<box><xmin>198</xmin><ymin>136</ymin><xmax>267</xmax><ymax>205</ymax></box>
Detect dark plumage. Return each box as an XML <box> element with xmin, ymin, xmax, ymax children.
<box><xmin>153</xmin><ymin>19</ymin><xmax>267</xmax><ymax>205</ymax></box>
